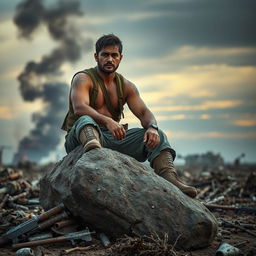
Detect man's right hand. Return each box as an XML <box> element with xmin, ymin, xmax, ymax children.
<box><xmin>105</xmin><ymin>118</ymin><xmax>126</xmax><ymax>140</ymax></box>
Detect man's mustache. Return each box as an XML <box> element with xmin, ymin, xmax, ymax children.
<box><xmin>104</xmin><ymin>62</ymin><xmax>114</xmax><ymax>66</ymax></box>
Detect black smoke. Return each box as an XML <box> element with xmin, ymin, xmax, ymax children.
<box><xmin>13</xmin><ymin>0</ymin><xmax>92</xmax><ymax>163</ymax></box>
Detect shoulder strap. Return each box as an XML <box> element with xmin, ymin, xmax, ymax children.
<box><xmin>84</xmin><ymin>68</ymin><xmax>99</xmax><ymax>108</ymax></box>
<box><xmin>92</xmin><ymin>69</ymin><xmax>121</xmax><ymax>121</ymax></box>
<box><xmin>71</xmin><ymin>68</ymin><xmax>99</xmax><ymax>108</ymax></box>
<box><xmin>115</xmin><ymin>73</ymin><xmax>124</xmax><ymax>118</ymax></box>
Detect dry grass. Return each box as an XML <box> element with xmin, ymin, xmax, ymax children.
<box><xmin>108</xmin><ymin>233</ymin><xmax>180</xmax><ymax>256</ymax></box>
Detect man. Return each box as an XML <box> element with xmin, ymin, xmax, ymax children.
<box><xmin>62</xmin><ymin>34</ymin><xmax>197</xmax><ymax>198</ymax></box>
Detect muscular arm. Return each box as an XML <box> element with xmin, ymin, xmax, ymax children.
<box><xmin>71</xmin><ymin>73</ymin><xmax>126</xmax><ymax>139</ymax></box>
<box><xmin>71</xmin><ymin>73</ymin><xmax>110</xmax><ymax>126</ymax></box>
<box><xmin>126</xmin><ymin>80</ymin><xmax>160</xmax><ymax>148</ymax></box>
<box><xmin>126</xmin><ymin>81</ymin><xmax>156</xmax><ymax>128</ymax></box>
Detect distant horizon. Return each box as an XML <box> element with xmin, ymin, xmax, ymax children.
<box><xmin>0</xmin><ymin>148</ymin><xmax>255</xmax><ymax>167</ymax></box>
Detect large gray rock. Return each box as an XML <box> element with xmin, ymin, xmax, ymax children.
<box><xmin>40</xmin><ymin>147</ymin><xmax>218</xmax><ymax>250</ymax></box>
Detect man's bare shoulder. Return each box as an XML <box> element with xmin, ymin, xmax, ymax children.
<box><xmin>122</xmin><ymin>77</ymin><xmax>139</xmax><ymax>97</ymax></box>
<box><xmin>71</xmin><ymin>72</ymin><xmax>93</xmax><ymax>89</ymax></box>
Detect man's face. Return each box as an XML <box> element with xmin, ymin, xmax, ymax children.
<box><xmin>94</xmin><ymin>45</ymin><xmax>123</xmax><ymax>74</ymax></box>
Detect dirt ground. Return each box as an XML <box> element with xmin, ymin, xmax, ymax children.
<box><xmin>0</xmin><ymin>162</ymin><xmax>255</xmax><ymax>256</ymax></box>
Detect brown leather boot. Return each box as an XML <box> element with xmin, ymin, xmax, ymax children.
<box><xmin>79</xmin><ymin>125</ymin><xmax>101</xmax><ymax>152</ymax></box>
<box><xmin>153</xmin><ymin>150</ymin><xmax>197</xmax><ymax>198</ymax></box>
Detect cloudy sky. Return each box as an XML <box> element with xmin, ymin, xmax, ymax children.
<box><xmin>0</xmin><ymin>0</ymin><xmax>255</xmax><ymax>164</ymax></box>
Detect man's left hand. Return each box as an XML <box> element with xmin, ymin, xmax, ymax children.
<box><xmin>143</xmin><ymin>128</ymin><xmax>160</xmax><ymax>148</ymax></box>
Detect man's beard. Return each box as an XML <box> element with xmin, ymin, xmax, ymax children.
<box><xmin>98</xmin><ymin>62</ymin><xmax>119</xmax><ymax>74</ymax></box>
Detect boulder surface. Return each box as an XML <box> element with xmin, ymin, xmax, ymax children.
<box><xmin>40</xmin><ymin>147</ymin><xmax>218</xmax><ymax>249</ymax></box>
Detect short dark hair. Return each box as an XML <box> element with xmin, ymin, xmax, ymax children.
<box><xmin>95</xmin><ymin>34</ymin><xmax>123</xmax><ymax>55</ymax></box>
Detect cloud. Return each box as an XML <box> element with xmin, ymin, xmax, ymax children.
<box><xmin>0</xmin><ymin>19</ymin><xmax>58</xmax><ymax>77</ymax></box>
<box><xmin>142</xmin><ymin>0</ymin><xmax>256</xmax><ymax>48</ymax></box>
<box><xmin>80</xmin><ymin>0</ymin><xmax>256</xmax><ymax>60</ymax></box>
<box><xmin>0</xmin><ymin>106</ymin><xmax>14</xmax><ymax>120</ymax></box>
<box><xmin>164</xmin><ymin>130</ymin><xmax>256</xmax><ymax>139</ymax></box>
<box><xmin>83</xmin><ymin>10</ymin><xmax>164</xmax><ymax>25</ymax></box>
<box><xmin>67</xmin><ymin>0</ymin><xmax>256</xmax><ymax>64</ymax></box>
<box><xmin>0</xmin><ymin>101</ymin><xmax>44</xmax><ymax>120</ymax></box>
<box><xmin>153</xmin><ymin>114</ymin><xmax>211</xmax><ymax>121</ymax></box>
<box><xmin>132</xmin><ymin>46</ymin><xmax>256</xmax><ymax>71</ymax></box>
<box><xmin>151</xmin><ymin>100</ymin><xmax>243</xmax><ymax>112</ymax></box>
<box><xmin>123</xmin><ymin>111</ymin><xmax>211</xmax><ymax>124</ymax></box>
<box><xmin>233</xmin><ymin>119</ymin><xmax>256</xmax><ymax>127</ymax></box>
<box><xmin>200</xmin><ymin>114</ymin><xmax>210</xmax><ymax>119</ymax></box>
<box><xmin>134</xmin><ymin>65</ymin><xmax>256</xmax><ymax>109</ymax></box>
<box><xmin>0</xmin><ymin>69</ymin><xmax>20</xmax><ymax>80</ymax></box>
<box><xmin>169</xmin><ymin>46</ymin><xmax>256</xmax><ymax>61</ymax></box>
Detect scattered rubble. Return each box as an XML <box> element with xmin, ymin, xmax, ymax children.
<box><xmin>0</xmin><ymin>157</ymin><xmax>255</xmax><ymax>256</ymax></box>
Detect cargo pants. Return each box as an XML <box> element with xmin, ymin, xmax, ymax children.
<box><xmin>64</xmin><ymin>115</ymin><xmax>176</xmax><ymax>167</ymax></box>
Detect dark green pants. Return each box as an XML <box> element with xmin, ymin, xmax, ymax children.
<box><xmin>65</xmin><ymin>115</ymin><xmax>175</xmax><ymax>167</ymax></box>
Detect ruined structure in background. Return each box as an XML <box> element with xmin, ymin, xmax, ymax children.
<box><xmin>181</xmin><ymin>151</ymin><xmax>225</xmax><ymax>169</ymax></box>
<box><xmin>0</xmin><ymin>146</ymin><xmax>10</xmax><ymax>167</ymax></box>
<box><xmin>233</xmin><ymin>153</ymin><xmax>246</xmax><ymax>167</ymax></box>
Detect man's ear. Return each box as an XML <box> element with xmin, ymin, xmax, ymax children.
<box><xmin>94</xmin><ymin>53</ymin><xmax>98</xmax><ymax>62</ymax></box>
<box><xmin>120</xmin><ymin>54</ymin><xmax>123</xmax><ymax>61</ymax></box>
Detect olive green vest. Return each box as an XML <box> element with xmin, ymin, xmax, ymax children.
<box><xmin>61</xmin><ymin>67</ymin><xmax>124</xmax><ymax>131</ymax></box>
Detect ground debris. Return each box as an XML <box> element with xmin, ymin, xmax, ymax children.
<box><xmin>0</xmin><ymin>162</ymin><xmax>256</xmax><ymax>256</ymax></box>
<box><xmin>182</xmin><ymin>163</ymin><xmax>256</xmax><ymax>256</ymax></box>
<box><xmin>108</xmin><ymin>233</ymin><xmax>178</xmax><ymax>256</ymax></box>
<box><xmin>0</xmin><ymin>166</ymin><xmax>43</xmax><ymax>233</ymax></box>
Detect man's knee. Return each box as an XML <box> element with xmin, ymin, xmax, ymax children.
<box><xmin>157</xmin><ymin>129</ymin><xmax>168</xmax><ymax>143</ymax></box>
<box><xmin>158</xmin><ymin>129</ymin><xmax>176</xmax><ymax>159</ymax></box>
<box><xmin>64</xmin><ymin>115</ymin><xmax>100</xmax><ymax>153</ymax></box>
<box><xmin>76</xmin><ymin>115</ymin><xmax>97</xmax><ymax>126</ymax></box>
<box><xmin>147</xmin><ymin>129</ymin><xmax>176</xmax><ymax>165</ymax></box>
<box><xmin>74</xmin><ymin>115</ymin><xmax>100</xmax><ymax>139</ymax></box>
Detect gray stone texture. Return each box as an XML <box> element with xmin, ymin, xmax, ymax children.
<box><xmin>40</xmin><ymin>147</ymin><xmax>218</xmax><ymax>249</ymax></box>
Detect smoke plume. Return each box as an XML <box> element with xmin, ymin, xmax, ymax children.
<box><xmin>13</xmin><ymin>0</ymin><xmax>92</xmax><ymax>163</ymax></box>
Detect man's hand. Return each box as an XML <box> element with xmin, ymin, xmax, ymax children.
<box><xmin>143</xmin><ymin>128</ymin><xmax>160</xmax><ymax>148</ymax></box>
<box><xmin>105</xmin><ymin>118</ymin><xmax>126</xmax><ymax>140</ymax></box>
